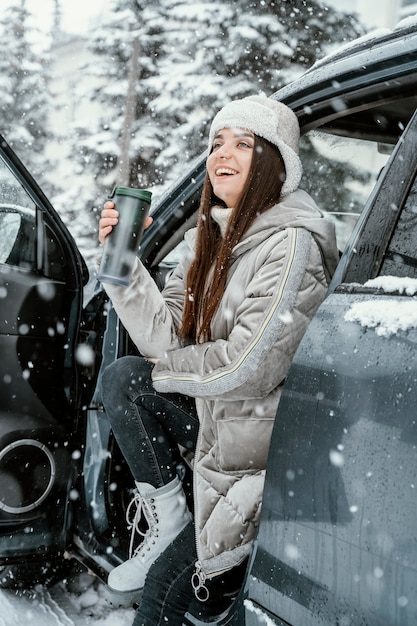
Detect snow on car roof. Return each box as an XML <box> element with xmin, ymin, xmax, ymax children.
<box><xmin>310</xmin><ymin>14</ymin><xmax>417</xmax><ymax>73</ymax></box>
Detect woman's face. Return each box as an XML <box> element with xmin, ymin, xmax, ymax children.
<box><xmin>207</xmin><ymin>127</ymin><xmax>254</xmax><ymax>208</ymax></box>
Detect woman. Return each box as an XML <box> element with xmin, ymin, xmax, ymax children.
<box><xmin>98</xmin><ymin>95</ymin><xmax>339</xmax><ymax>625</ymax></box>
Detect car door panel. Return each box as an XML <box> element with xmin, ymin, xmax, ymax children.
<box><xmin>248</xmin><ymin>294</ymin><xmax>417</xmax><ymax>625</ymax></box>
<box><xmin>1</xmin><ymin>273</ymin><xmax>70</xmax><ymax>415</ymax></box>
<box><xmin>0</xmin><ymin>142</ymin><xmax>85</xmax><ymax>563</ymax></box>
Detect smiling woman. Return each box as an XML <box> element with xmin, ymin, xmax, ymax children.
<box><xmin>96</xmin><ymin>94</ymin><xmax>339</xmax><ymax>625</ymax></box>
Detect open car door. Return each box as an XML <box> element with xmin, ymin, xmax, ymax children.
<box><xmin>0</xmin><ymin>135</ymin><xmax>88</xmax><ymax>585</ymax></box>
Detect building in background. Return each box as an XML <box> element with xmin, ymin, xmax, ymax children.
<box><xmin>399</xmin><ymin>0</ymin><xmax>417</xmax><ymax>22</ymax></box>
<box><xmin>327</xmin><ymin>0</ymin><xmax>416</xmax><ymax>29</ymax></box>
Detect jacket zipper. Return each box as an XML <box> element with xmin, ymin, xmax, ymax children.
<box><xmin>191</xmin><ymin>400</ymin><xmax>245</xmax><ymax>601</ymax></box>
<box><xmin>191</xmin><ymin>560</ymin><xmax>209</xmax><ymax>601</ymax></box>
<box><xmin>191</xmin><ymin>402</ymin><xmax>210</xmax><ymax>601</ymax></box>
<box><xmin>192</xmin><ymin>561</ymin><xmax>241</xmax><ymax>601</ymax></box>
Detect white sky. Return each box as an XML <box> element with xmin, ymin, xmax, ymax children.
<box><xmin>55</xmin><ymin>0</ymin><xmax>111</xmax><ymax>33</ymax></box>
<box><xmin>0</xmin><ymin>0</ymin><xmax>404</xmax><ymax>40</ymax></box>
<box><xmin>0</xmin><ymin>0</ymin><xmax>110</xmax><ymax>34</ymax></box>
<box><xmin>56</xmin><ymin>0</ymin><xmax>403</xmax><ymax>33</ymax></box>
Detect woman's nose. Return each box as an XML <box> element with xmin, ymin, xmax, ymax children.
<box><xmin>216</xmin><ymin>144</ymin><xmax>231</xmax><ymax>159</ymax></box>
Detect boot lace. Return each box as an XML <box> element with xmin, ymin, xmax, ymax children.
<box><xmin>126</xmin><ymin>490</ymin><xmax>158</xmax><ymax>559</ymax></box>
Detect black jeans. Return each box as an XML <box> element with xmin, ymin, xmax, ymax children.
<box><xmin>101</xmin><ymin>356</ymin><xmax>199</xmax><ymax>622</ymax></box>
<box><xmin>132</xmin><ymin>520</ymin><xmax>248</xmax><ymax>626</ymax></box>
<box><xmin>132</xmin><ymin>521</ymin><xmax>198</xmax><ymax>625</ymax></box>
<box><xmin>101</xmin><ymin>355</ymin><xmax>199</xmax><ymax>487</ymax></box>
<box><xmin>101</xmin><ymin>356</ymin><xmax>247</xmax><ymax>624</ymax></box>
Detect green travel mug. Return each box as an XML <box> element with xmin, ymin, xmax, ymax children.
<box><xmin>98</xmin><ymin>187</ymin><xmax>152</xmax><ymax>286</ymax></box>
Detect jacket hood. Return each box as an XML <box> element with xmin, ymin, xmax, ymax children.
<box><xmin>185</xmin><ymin>189</ymin><xmax>339</xmax><ymax>284</ymax></box>
<box><xmin>234</xmin><ymin>189</ymin><xmax>339</xmax><ymax>284</ymax></box>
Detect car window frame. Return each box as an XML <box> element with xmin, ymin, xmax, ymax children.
<box><xmin>140</xmin><ymin>50</ymin><xmax>417</xmax><ymax>286</ymax></box>
<box><xmin>329</xmin><ymin>106</ymin><xmax>417</xmax><ymax>290</ymax></box>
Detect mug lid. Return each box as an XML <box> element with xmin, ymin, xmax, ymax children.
<box><xmin>109</xmin><ymin>187</ymin><xmax>152</xmax><ymax>203</ymax></box>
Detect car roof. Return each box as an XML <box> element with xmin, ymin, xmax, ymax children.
<box><xmin>273</xmin><ymin>21</ymin><xmax>417</xmax><ymax>140</ymax></box>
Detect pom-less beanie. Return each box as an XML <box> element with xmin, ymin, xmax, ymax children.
<box><xmin>208</xmin><ymin>95</ymin><xmax>302</xmax><ymax>196</ymax></box>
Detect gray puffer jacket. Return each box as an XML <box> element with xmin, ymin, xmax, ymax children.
<box><xmin>101</xmin><ymin>189</ymin><xmax>339</xmax><ymax>580</ymax></box>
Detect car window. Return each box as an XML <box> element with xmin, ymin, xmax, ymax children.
<box><xmin>300</xmin><ymin>132</ymin><xmax>391</xmax><ymax>251</ymax></box>
<box><xmin>159</xmin><ymin>133</ymin><xmax>391</xmax><ymax>264</ymax></box>
<box><xmin>380</xmin><ymin>170</ymin><xmax>417</xmax><ymax>278</ymax></box>
<box><xmin>151</xmin><ymin>93</ymin><xmax>415</xmax><ymax>270</ymax></box>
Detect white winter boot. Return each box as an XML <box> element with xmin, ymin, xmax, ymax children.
<box><xmin>105</xmin><ymin>476</ymin><xmax>192</xmax><ymax>608</ymax></box>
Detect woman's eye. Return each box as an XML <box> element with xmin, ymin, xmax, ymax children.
<box><xmin>238</xmin><ymin>141</ymin><xmax>251</xmax><ymax>148</ymax></box>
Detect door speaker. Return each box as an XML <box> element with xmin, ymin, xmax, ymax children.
<box><xmin>0</xmin><ymin>439</ymin><xmax>56</xmax><ymax>514</ymax></box>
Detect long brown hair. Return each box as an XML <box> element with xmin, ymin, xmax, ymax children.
<box><xmin>179</xmin><ymin>135</ymin><xmax>286</xmax><ymax>343</ymax></box>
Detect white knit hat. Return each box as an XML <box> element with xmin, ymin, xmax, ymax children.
<box><xmin>208</xmin><ymin>95</ymin><xmax>302</xmax><ymax>196</ymax></box>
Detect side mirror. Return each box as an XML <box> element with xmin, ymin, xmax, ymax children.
<box><xmin>0</xmin><ymin>204</ymin><xmax>36</xmax><ymax>270</ymax></box>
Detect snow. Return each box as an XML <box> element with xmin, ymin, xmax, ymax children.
<box><xmin>344</xmin><ymin>276</ymin><xmax>417</xmax><ymax>337</ymax></box>
<box><xmin>244</xmin><ymin>598</ymin><xmax>276</xmax><ymax>625</ymax></box>
<box><xmin>395</xmin><ymin>14</ymin><xmax>417</xmax><ymax>30</ymax></box>
<box><xmin>0</xmin><ymin>573</ymin><xmax>134</xmax><ymax>626</ymax></box>
<box><xmin>310</xmin><ymin>10</ymin><xmax>417</xmax><ymax>71</ymax></box>
<box><xmin>364</xmin><ymin>275</ymin><xmax>417</xmax><ymax>295</ymax></box>
<box><xmin>0</xmin><ymin>1</ymin><xmax>409</xmax><ymax>623</ymax></box>
<box><xmin>310</xmin><ymin>28</ymin><xmax>392</xmax><ymax>70</ymax></box>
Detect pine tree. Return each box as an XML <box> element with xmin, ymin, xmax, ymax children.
<box><xmin>0</xmin><ymin>1</ymin><xmax>53</xmax><ymax>189</ymax></box>
<box><xmin>52</xmin><ymin>0</ymin><xmax>64</xmax><ymax>46</ymax></box>
<box><xmin>71</xmin><ymin>0</ymin><xmax>363</xmax><ymax>199</ymax></box>
<box><xmin>71</xmin><ymin>0</ymin><xmax>169</xmax><ymax>192</ymax></box>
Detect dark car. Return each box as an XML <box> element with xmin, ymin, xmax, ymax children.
<box><xmin>1</xmin><ymin>19</ymin><xmax>417</xmax><ymax>626</ymax></box>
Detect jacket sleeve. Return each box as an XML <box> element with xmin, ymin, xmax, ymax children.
<box><xmin>99</xmin><ymin>238</ymin><xmax>194</xmax><ymax>358</ymax></box>
<box><xmin>152</xmin><ymin>227</ymin><xmax>323</xmax><ymax>399</ymax></box>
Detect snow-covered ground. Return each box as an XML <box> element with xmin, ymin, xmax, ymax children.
<box><xmin>0</xmin><ymin>573</ymin><xmax>134</xmax><ymax>626</ymax></box>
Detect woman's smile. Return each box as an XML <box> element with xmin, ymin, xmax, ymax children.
<box><xmin>214</xmin><ymin>166</ymin><xmax>238</xmax><ymax>176</ymax></box>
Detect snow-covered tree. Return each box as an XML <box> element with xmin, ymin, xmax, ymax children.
<box><xmin>70</xmin><ymin>0</ymin><xmax>168</xmax><ymax>193</ymax></box>
<box><xmin>0</xmin><ymin>1</ymin><xmax>54</xmax><ymax>190</ymax></box>
<box><xmin>52</xmin><ymin>0</ymin><xmax>64</xmax><ymax>46</ymax></box>
<box><xmin>71</xmin><ymin>0</ymin><xmax>364</xmax><ymax>197</ymax></box>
